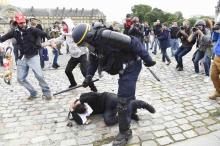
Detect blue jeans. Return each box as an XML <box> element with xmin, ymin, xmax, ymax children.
<box><xmin>175</xmin><ymin>46</ymin><xmax>192</xmax><ymax>68</ymax></box>
<box><xmin>17</xmin><ymin>55</ymin><xmax>51</xmax><ymax>97</ymax></box>
<box><xmin>170</xmin><ymin>39</ymin><xmax>179</xmax><ymax>56</ymax></box>
<box><xmin>203</xmin><ymin>53</ymin><xmax>211</xmax><ymax>76</ymax></box>
<box><xmin>152</xmin><ymin>37</ymin><xmax>159</xmax><ymax>53</ymax></box>
<box><xmin>193</xmin><ymin>50</ymin><xmax>205</xmax><ymax>73</ymax></box>
<box><xmin>53</xmin><ymin>48</ymin><xmax>59</xmax><ymax>65</ymax></box>
<box><xmin>161</xmin><ymin>48</ymin><xmax>170</xmax><ymax>62</ymax></box>
<box><xmin>144</xmin><ymin>42</ymin><xmax>149</xmax><ymax>52</ymax></box>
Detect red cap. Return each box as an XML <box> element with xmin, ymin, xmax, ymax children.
<box><xmin>15</xmin><ymin>13</ymin><xmax>26</xmax><ymax>23</ymax></box>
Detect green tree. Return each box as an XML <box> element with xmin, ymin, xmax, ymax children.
<box><xmin>174</xmin><ymin>11</ymin><xmax>183</xmax><ymax>20</ymax></box>
<box><xmin>131</xmin><ymin>4</ymin><xmax>152</xmax><ymax>22</ymax></box>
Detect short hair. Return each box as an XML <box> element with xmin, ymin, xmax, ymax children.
<box><xmin>163</xmin><ymin>22</ymin><xmax>168</xmax><ymax>27</ymax></box>
<box><xmin>75</xmin><ymin>103</ymin><xmax>86</xmax><ymax>114</ymax></box>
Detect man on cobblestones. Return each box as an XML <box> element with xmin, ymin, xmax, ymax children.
<box><xmin>0</xmin><ymin>13</ymin><xmax>52</xmax><ymax>100</ymax></box>
<box><xmin>72</xmin><ymin>23</ymin><xmax>156</xmax><ymax>146</ymax></box>
<box><xmin>68</xmin><ymin>92</ymin><xmax>155</xmax><ymax>126</ymax></box>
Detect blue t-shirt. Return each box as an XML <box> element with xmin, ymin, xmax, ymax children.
<box><xmin>213</xmin><ymin>32</ymin><xmax>220</xmax><ymax>56</ymax></box>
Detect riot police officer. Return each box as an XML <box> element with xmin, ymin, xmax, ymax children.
<box><xmin>72</xmin><ymin>23</ymin><xmax>156</xmax><ymax>146</ymax></box>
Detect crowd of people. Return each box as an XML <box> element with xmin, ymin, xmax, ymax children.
<box><xmin>0</xmin><ymin>12</ymin><xmax>220</xmax><ymax>146</ymax></box>
<box><xmin>124</xmin><ymin>15</ymin><xmax>214</xmax><ymax>83</ymax></box>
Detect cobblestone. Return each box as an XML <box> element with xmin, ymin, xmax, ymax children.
<box><xmin>171</xmin><ymin>133</ymin><xmax>186</xmax><ymax>141</ymax></box>
<box><xmin>156</xmin><ymin>136</ymin><xmax>174</xmax><ymax>145</ymax></box>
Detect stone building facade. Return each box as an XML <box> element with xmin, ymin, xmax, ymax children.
<box><xmin>0</xmin><ymin>4</ymin><xmax>106</xmax><ymax>33</ymax></box>
<box><xmin>216</xmin><ymin>0</ymin><xmax>220</xmax><ymax>19</ymax></box>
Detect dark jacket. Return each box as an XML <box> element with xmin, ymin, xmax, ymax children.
<box><xmin>153</xmin><ymin>24</ymin><xmax>162</xmax><ymax>36</ymax></box>
<box><xmin>0</xmin><ymin>27</ymin><xmax>49</xmax><ymax>57</ymax></box>
<box><xmin>177</xmin><ymin>28</ymin><xmax>196</xmax><ymax>48</ymax></box>
<box><xmin>170</xmin><ymin>26</ymin><xmax>179</xmax><ymax>39</ymax></box>
<box><xmin>158</xmin><ymin>28</ymin><xmax>170</xmax><ymax>49</ymax></box>
<box><xmin>72</xmin><ymin>92</ymin><xmax>117</xmax><ymax>125</ymax></box>
<box><xmin>128</xmin><ymin>23</ymin><xmax>144</xmax><ymax>41</ymax></box>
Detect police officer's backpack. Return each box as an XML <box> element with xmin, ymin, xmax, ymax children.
<box><xmin>100</xmin><ymin>51</ymin><xmax>123</xmax><ymax>75</ymax></box>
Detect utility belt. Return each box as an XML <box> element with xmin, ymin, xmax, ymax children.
<box><xmin>119</xmin><ymin>57</ymin><xmax>140</xmax><ymax>75</ymax></box>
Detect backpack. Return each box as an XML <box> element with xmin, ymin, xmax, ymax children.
<box><xmin>100</xmin><ymin>51</ymin><xmax>123</xmax><ymax>75</ymax></box>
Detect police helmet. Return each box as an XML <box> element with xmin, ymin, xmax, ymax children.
<box><xmin>72</xmin><ymin>23</ymin><xmax>91</xmax><ymax>45</ymax></box>
<box><xmin>195</xmin><ymin>19</ymin><xmax>206</xmax><ymax>27</ymax></box>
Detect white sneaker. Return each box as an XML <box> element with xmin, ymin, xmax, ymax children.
<box><xmin>203</xmin><ymin>76</ymin><xmax>210</xmax><ymax>82</ymax></box>
<box><xmin>191</xmin><ymin>74</ymin><xmax>199</xmax><ymax>78</ymax></box>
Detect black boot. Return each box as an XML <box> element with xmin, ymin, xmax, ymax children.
<box><xmin>176</xmin><ymin>64</ymin><xmax>180</xmax><ymax>69</ymax></box>
<box><xmin>177</xmin><ymin>67</ymin><xmax>183</xmax><ymax>71</ymax></box>
<box><xmin>89</xmin><ymin>82</ymin><xmax>98</xmax><ymax>92</ymax></box>
<box><xmin>113</xmin><ymin>98</ymin><xmax>132</xmax><ymax>146</ymax></box>
<box><xmin>131</xmin><ymin>100</ymin><xmax>156</xmax><ymax>114</ymax></box>
<box><xmin>131</xmin><ymin>109</ymin><xmax>139</xmax><ymax>121</ymax></box>
<box><xmin>113</xmin><ymin>129</ymin><xmax>132</xmax><ymax>146</ymax></box>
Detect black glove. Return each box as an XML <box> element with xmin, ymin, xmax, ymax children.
<box><xmin>144</xmin><ymin>61</ymin><xmax>156</xmax><ymax>67</ymax></box>
<box><xmin>82</xmin><ymin>75</ymin><xmax>92</xmax><ymax>87</ymax></box>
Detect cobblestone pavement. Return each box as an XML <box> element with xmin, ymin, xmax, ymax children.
<box><xmin>0</xmin><ymin>48</ymin><xmax>220</xmax><ymax>146</ymax></box>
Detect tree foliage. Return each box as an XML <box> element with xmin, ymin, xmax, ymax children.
<box><xmin>130</xmin><ymin>4</ymin><xmax>213</xmax><ymax>27</ymax></box>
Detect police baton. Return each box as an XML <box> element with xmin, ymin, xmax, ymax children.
<box><xmin>53</xmin><ymin>79</ymin><xmax>99</xmax><ymax>96</ymax></box>
<box><xmin>147</xmin><ymin>68</ymin><xmax>160</xmax><ymax>81</ymax></box>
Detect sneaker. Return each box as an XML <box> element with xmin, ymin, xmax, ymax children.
<box><xmin>208</xmin><ymin>91</ymin><xmax>220</xmax><ymax>100</ymax></box>
<box><xmin>52</xmin><ymin>64</ymin><xmax>58</xmax><ymax>69</ymax></box>
<box><xmin>203</xmin><ymin>76</ymin><xmax>210</xmax><ymax>83</ymax></box>
<box><xmin>177</xmin><ymin>67</ymin><xmax>183</xmax><ymax>71</ymax></box>
<box><xmin>28</xmin><ymin>95</ymin><xmax>38</xmax><ymax>100</ymax></box>
<box><xmin>42</xmin><ymin>95</ymin><xmax>52</xmax><ymax>100</ymax></box>
<box><xmin>191</xmin><ymin>73</ymin><xmax>199</xmax><ymax>78</ymax></box>
<box><xmin>55</xmin><ymin>64</ymin><xmax>60</xmax><ymax>68</ymax></box>
<box><xmin>166</xmin><ymin>61</ymin><xmax>171</xmax><ymax>65</ymax></box>
<box><xmin>113</xmin><ymin>129</ymin><xmax>132</xmax><ymax>146</ymax></box>
<box><xmin>28</xmin><ymin>92</ymin><xmax>38</xmax><ymax>100</ymax></box>
<box><xmin>69</xmin><ymin>83</ymin><xmax>77</xmax><ymax>88</ymax></box>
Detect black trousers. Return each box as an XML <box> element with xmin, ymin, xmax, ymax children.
<box><xmin>65</xmin><ymin>54</ymin><xmax>87</xmax><ymax>86</ymax></box>
<box><xmin>103</xmin><ymin>93</ymin><xmax>147</xmax><ymax>126</ymax></box>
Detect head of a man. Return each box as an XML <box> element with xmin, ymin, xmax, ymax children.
<box><xmin>29</xmin><ymin>17</ymin><xmax>39</xmax><ymax>27</ymax></box>
<box><xmin>15</xmin><ymin>13</ymin><xmax>26</xmax><ymax>30</ymax></box>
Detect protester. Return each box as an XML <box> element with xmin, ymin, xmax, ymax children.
<box><xmin>152</xmin><ymin>20</ymin><xmax>162</xmax><ymax>54</ymax></box>
<box><xmin>48</xmin><ymin>19</ymin><xmax>97</xmax><ymax>91</ymax></box>
<box><xmin>143</xmin><ymin>21</ymin><xmax>151</xmax><ymax>51</ymax></box>
<box><xmin>69</xmin><ymin>92</ymin><xmax>155</xmax><ymax>125</ymax></box>
<box><xmin>128</xmin><ymin>16</ymin><xmax>144</xmax><ymax>42</ymax></box>
<box><xmin>170</xmin><ymin>21</ymin><xmax>180</xmax><ymax>56</ymax></box>
<box><xmin>158</xmin><ymin>22</ymin><xmax>171</xmax><ymax>65</ymax></box>
<box><xmin>0</xmin><ymin>13</ymin><xmax>52</xmax><ymax>100</ymax></box>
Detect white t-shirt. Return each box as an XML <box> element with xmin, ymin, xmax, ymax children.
<box><xmin>77</xmin><ymin>103</ymin><xmax>93</xmax><ymax>124</ymax></box>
